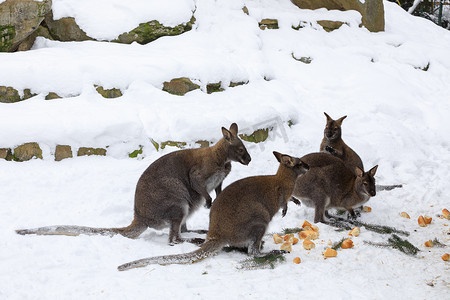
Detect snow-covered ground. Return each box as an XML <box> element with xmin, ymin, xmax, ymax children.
<box><xmin>1</xmin><ymin>0</ymin><xmax>449</xmax><ymax>299</ymax></box>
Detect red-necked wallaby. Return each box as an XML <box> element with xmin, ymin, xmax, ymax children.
<box><xmin>117</xmin><ymin>151</ymin><xmax>309</xmax><ymax>271</ymax></box>
<box><xmin>320</xmin><ymin>112</ymin><xmax>364</xmax><ymax>173</ymax></box>
<box><xmin>292</xmin><ymin>152</ymin><xmax>377</xmax><ymax>223</ymax></box>
<box><xmin>16</xmin><ymin>123</ymin><xmax>251</xmax><ymax>245</ymax></box>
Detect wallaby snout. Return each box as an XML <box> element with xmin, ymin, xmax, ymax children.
<box><xmin>222</xmin><ymin>123</ymin><xmax>251</xmax><ymax>166</ymax></box>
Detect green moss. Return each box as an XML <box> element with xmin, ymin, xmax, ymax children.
<box><xmin>151</xmin><ymin>139</ymin><xmax>159</xmax><ymax>151</ymax></box>
<box><xmin>239</xmin><ymin>128</ymin><xmax>269</xmax><ymax>143</ymax></box>
<box><xmin>229</xmin><ymin>81</ymin><xmax>248</xmax><ymax>87</ymax></box>
<box><xmin>115</xmin><ymin>16</ymin><xmax>195</xmax><ymax>45</ymax></box>
<box><xmin>95</xmin><ymin>86</ymin><xmax>122</xmax><ymax>98</ymax></box>
<box><xmin>129</xmin><ymin>146</ymin><xmax>143</xmax><ymax>158</ymax></box>
<box><xmin>160</xmin><ymin>141</ymin><xmax>186</xmax><ymax>149</ymax></box>
<box><xmin>0</xmin><ymin>25</ymin><xmax>15</xmax><ymax>52</ymax></box>
<box><xmin>206</xmin><ymin>82</ymin><xmax>224</xmax><ymax>94</ymax></box>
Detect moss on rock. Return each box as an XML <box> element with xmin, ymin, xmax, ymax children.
<box><xmin>239</xmin><ymin>129</ymin><xmax>269</xmax><ymax>143</ymax></box>
<box><xmin>115</xmin><ymin>16</ymin><xmax>195</xmax><ymax>45</ymax></box>
<box><xmin>0</xmin><ymin>25</ymin><xmax>15</xmax><ymax>52</ymax></box>
<box><xmin>163</xmin><ymin>78</ymin><xmax>200</xmax><ymax>96</ymax></box>
<box><xmin>259</xmin><ymin>19</ymin><xmax>279</xmax><ymax>30</ymax></box>
<box><xmin>95</xmin><ymin>86</ymin><xmax>123</xmax><ymax>98</ymax></box>
<box><xmin>206</xmin><ymin>82</ymin><xmax>224</xmax><ymax>94</ymax></box>
<box><xmin>13</xmin><ymin>142</ymin><xmax>43</xmax><ymax>161</ymax></box>
<box><xmin>0</xmin><ymin>148</ymin><xmax>13</xmax><ymax>160</ymax></box>
<box><xmin>160</xmin><ymin>141</ymin><xmax>187</xmax><ymax>149</ymax></box>
<box><xmin>77</xmin><ymin>147</ymin><xmax>107</xmax><ymax>157</ymax></box>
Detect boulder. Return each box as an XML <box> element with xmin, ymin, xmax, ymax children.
<box><xmin>95</xmin><ymin>86</ymin><xmax>123</xmax><ymax>98</ymax></box>
<box><xmin>77</xmin><ymin>147</ymin><xmax>107</xmax><ymax>157</ymax></box>
<box><xmin>55</xmin><ymin>145</ymin><xmax>72</xmax><ymax>161</ymax></box>
<box><xmin>0</xmin><ymin>148</ymin><xmax>13</xmax><ymax>160</ymax></box>
<box><xmin>44</xmin><ymin>11</ymin><xmax>92</xmax><ymax>42</ymax></box>
<box><xmin>114</xmin><ymin>16</ymin><xmax>195</xmax><ymax>45</ymax></box>
<box><xmin>17</xmin><ymin>24</ymin><xmax>52</xmax><ymax>51</ymax></box>
<box><xmin>163</xmin><ymin>78</ymin><xmax>200</xmax><ymax>96</ymax></box>
<box><xmin>0</xmin><ymin>86</ymin><xmax>35</xmax><ymax>103</ymax></box>
<box><xmin>0</xmin><ymin>0</ymin><xmax>52</xmax><ymax>52</ymax></box>
<box><xmin>291</xmin><ymin>0</ymin><xmax>385</xmax><ymax>32</ymax></box>
<box><xmin>13</xmin><ymin>142</ymin><xmax>42</xmax><ymax>161</ymax></box>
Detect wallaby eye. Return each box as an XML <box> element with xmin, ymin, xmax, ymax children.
<box><xmin>238</xmin><ymin>148</ymin><xmax>244</xmax><ymax>153</ymax></box>
<box><xmin>363</xmin><ymin>181</ymin><xmax>368</xmax><ymax>186</ymax></box>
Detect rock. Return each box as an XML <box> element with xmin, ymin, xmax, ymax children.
<box><xmin>160</xmin><ymin>141</ymin><xmax>186</xmax><ymax>149</ymax></box>
<box><xmin>242</xmin><ymin>6</ymin><xmax>249</xmax><ymax>15</ymax></box>
<box><xmin>291</xmin><ymin>0</ymin><xmax>385</xmax><ymax>32</ymax></box>
<box><xmin>259</xmin><ymin>19</ymin><xmax>279</xmax><ymax>30</ymax></box>
<box><xmin>292</xmin><ymin>54</ymin><xmax>312</xmax><ymax>64</ymax></box>
<box><xmin>239</xmin><ymin>129</ymin><xmax>269</xmax><ymax>143</ymax></box>
<box><xmin>162</xmin><ymin>78</ymin><xmax>200</xmax><ymax>96</ymax></box>
<box><xmin>115</xmin><ymin>16</ymin><xmax>195</xmax><ymax>45</ymax></box>
<box><xmin>0</xmin><ymin>86</ymin><xmax>36</xmax><ymax>102</ymax></box>
<box><xmin>77</xmin><ymin>147</ymin><xmax>107</xmax><ymax>157</ymax></box>
<box><xmin>95</xmin><ymin>86</ymin><xmax>123</xmax><ymax>98</ymax></box>
<box><xmin>0</xmin><ymin>86</ymin><xmax>20</xmax><ymax>103</ymax></box>
<box><xmin>17</xmin><ymin>24</ymin><xmax>52</xmax><ymax>51</ymax></box>
<box><xmin>229</xmin><ymin>81</ymin><xmax>248</xmax><ymax>87</ymax></box>
<box><xmin>195</xmin><ymin>140</ymin><xmax>210</xmax><ymax>148</ymax></box>
<box><xmin>45</xmin><ymin>92</ymin><xmax>62</xmax><ymax>100</ymax></box>
<box><xmin>44</xmin><ymin>11</ymin><xmax>92</xmax><ymax>42</ymax></box>
<box><xmin>55</xmin><ymin>145</ymin><xmax>73</xmax><ymax>161</ymax></box>
<box><xmin>317</xmin><ymin>20</ymin><xmax>345</xmax><ymax>32</ymax></box>
<box><xmin>206</xmin><ymin>82</ymin><xmax>224</xmax><ymax>94</ymax></box>
<box><xmin>0</xmin><ymin>148</ymin><xmax>13</xmax><ymax>160</ymax></box>
<box><xmin>13</xmin><ymin>142</ymin><xmax>42</xmax><ymax>161</ymax></box>
<box><xmin>0</xmin><ymin>0</ymin><xmax>52</xmax><ymax>52</ymax></box>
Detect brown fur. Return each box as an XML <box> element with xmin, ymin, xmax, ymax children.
<box><xmin>17</xmin><ymin>123</ymin><xmax>251</xmax><ymax>245</ymax></box>
<box><xmin>292</xmin><ymin>152</ymin><xmax>377</xmax><ymax>223</ymax></box>
<box><xmin>117</xmin><ymin>152</ymin><xmax>310</xmax><ymax>270</ymax></box>
<box><xmin>320</xmin><ymin>112</ymin><xmax>364</xmax><ymax>173</ymax></box>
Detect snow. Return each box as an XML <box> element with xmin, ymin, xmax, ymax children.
<box><xmin>1</xmin><ymin>0</ymin><xmax>449</xmax><ymax>299</ymax></box>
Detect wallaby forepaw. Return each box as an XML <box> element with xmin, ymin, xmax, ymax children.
<box><xmin>325</xmin><ymin>146</ymin><xmax>337</xmax><ymax>155</ymax></box>
<box><xmin>282</xmin><ymin>208</ymin><xmax>287</xmax><ymax>217</ymax></box>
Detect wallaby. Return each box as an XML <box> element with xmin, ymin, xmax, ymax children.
<box><xmin>117</xmin><ymin>151</ymin><xmax>310</xmax><ymax>271</ymax></box>
<box><xmin>320</xmin><ymin>112</ymin><xmax>364</xmax><ymax>173</ymax></box>
<box><xmin>16</xmin><ymin>123</ymin><xmax>251</xmax><ymax>245</ymax></box>
<box><xmin>320</xmin><ymin>112</ymin><xmax>401</xmax><ymax>193</ymax></box>
<box><xmin>292</xmin><ymin>152</ymin><xmax>378</xmax><ymax>223</ymax></box>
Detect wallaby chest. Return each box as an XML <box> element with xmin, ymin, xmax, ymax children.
<box><xmin>205</xmin><ymin>169</ymin><xmax>228</xmax><ymax>192</ymax></box>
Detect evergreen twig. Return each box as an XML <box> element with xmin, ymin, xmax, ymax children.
<box><xmin>238</xmin><ymin>252</ymin><xmax>286</xmax><ymax>270</ymax></box>
<box><xmin>364</xmin><ymin>234</ymin><xmax>419</xmax><ymax>256</ymax></box>
<box><xmin>332</xmin><ymin>237</ymin><xmax>347</xmax><ymax>250</ymax></box>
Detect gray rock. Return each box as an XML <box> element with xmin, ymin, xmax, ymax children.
<box><xmin>13</xmin><ymin>142</ymin><xmax>43</xmax><ymax>161</ymax></box>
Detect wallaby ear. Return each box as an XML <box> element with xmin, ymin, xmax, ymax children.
<box><xmin>299</xmin><ymin>160</ymin><xmax>310</xmax><ymax>170</ymax></box>
<box><xmin>355</xmin><ymin>166</ymin><xmax>364</xmax><ymax>177</ymax></box>
<box><xmin>222</xmin><ymin>127</ymin><xmax>232</xmax><ymax>142</ymax></box>
<box><xmin>324</xmin><ymin>112</ymin><xmax>332</xmax><ymax>122</ymax></box>
<box><xmin>281</xmin><ymin>155</ymin><xmax>296</xmax><ymax>167</ymax></box>
<box><xmin>336</xmin><ymin>115</ymin><xmax>347</xmax><ymax>125</ymax></box>
<box><xmin>273</xmin><ymin>151</ymin><xmax>282</xmax><ymax>162</ymax></box>
<box><xmin>369</xmin><ymin>165</ymin><xmax>378</xmax><ymax>177</ymax></box>
<box><xmin>229</xmin><ymin>123</ymin><xmax>238</xmax><ymax>136</ymax></box>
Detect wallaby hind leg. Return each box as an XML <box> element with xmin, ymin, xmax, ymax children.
<box><xmin>247</xmin><ymin>224</ymin><xmax>267</xmax><ymax>255</ymax></box>
<box><xmin>180</xmin><ymin>223</ymin><xmax>208</xmax><ymax>235</ymax></box>
<box><xmin>113</xmin><ymin>217</ymin><xmax>148</xmax><ymax>239</ymax></box>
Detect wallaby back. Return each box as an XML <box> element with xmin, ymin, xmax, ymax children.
<box><xmin>293</xmin><ymin>152</ymin><xmax>377</xmax><ymax>223</ymax></box>
<box><xmin>16</xmin><ymin>123</ymin><xmax>251</xmax><ymax>245</ymax></box>
<box><xmin>320</xmin><ymin>112</ymin><xmax>364</xmax><ymax>173</ymax></box>
<box><xmin>117</xmin><ymin>152</ymin><xmax>310</xmax><ymax>270</ymax></box>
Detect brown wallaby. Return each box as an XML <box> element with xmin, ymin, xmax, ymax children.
<box><xmin>292</xmin><ymin>152</ymin><xmax>378</xmax><ymax>223</ymax></box>
<box><xmin>117</xmin><ymin>151</ymin><xmax>310</xmax><ymax>271</ymax></box>
<box><xmin>16</xmin><ymin>123</ymin><xmax>251</xmax><ymax>245</ymax></box>
<box><xmin>320</xmin><ymin>112</ymin><xmax>401</xmax><ymax>193</ymax></box>
<box><xmin>320</xmin><ymin>112</ymin><xmax>364</xmax><ymax>173</ymax></box>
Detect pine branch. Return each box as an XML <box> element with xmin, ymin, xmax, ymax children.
<box><xmin>364</xmin><ymin>234</ymin><xmax>419</xmax><ymax>256</ymax></box>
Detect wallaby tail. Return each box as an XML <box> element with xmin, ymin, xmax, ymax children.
<box><xmin>376</xmin><ymin>184</ymin><xmax>403</xmax><ymax>192</ymax></box>
<box><xmin>16</xmin><ymin>217</ymin><xmax>148</xmax><ymax>239</ymax></box>
<box><xmin>117</xmin><ymin>239</ymin><xmax>224</xmax><ymax>271</ymax></box>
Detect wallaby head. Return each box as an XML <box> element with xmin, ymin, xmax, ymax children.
<box><xmin>323</xmin><ymin>112</ymin><xmax>346</xmax><ymax>141</ymax></box>
<box><xmin>221</xmin><ymin>123</ymin><xmax>251</xmax><ymax>165</ymax></box>
<box><xmin>273</xmin><ymin>151</ymin><xmax>310</xmax><ymax>178</ymax></box>
<box><xmin>354</xmin><ymin>165</ymin><xmax>378</xmax><ymax>198</ymax></box>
